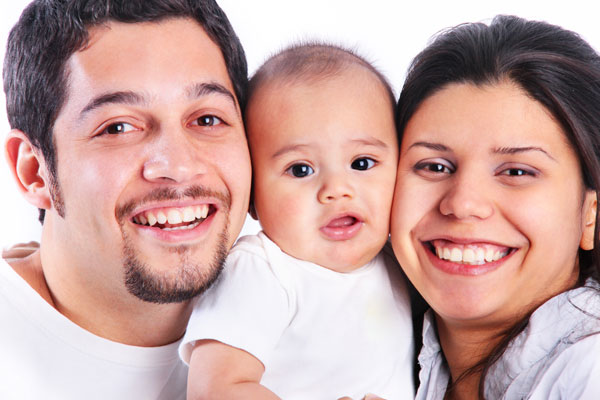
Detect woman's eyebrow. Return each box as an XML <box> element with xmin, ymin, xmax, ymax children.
<box><xmin>492</xmin><ymin>146</ymin><xmax>557</xmax><ymax>161</ymax></box>
<box><xmin>406</xmin><ymin>141</ymin><xmax>450</xmax><ymax>152</ymax></box>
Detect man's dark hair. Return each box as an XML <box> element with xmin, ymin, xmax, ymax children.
<box><xmin>3</xmin><ymin>0</ymin><xmax>248</xmax><ymax>222</ymax></box>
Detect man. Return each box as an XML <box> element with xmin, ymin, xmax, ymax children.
<box><xmin>1</xmin><ymin>0</ymin><xmax>251</xmax><ymax>398</ymax></box>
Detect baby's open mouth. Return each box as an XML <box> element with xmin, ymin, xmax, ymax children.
<box><xmin>132</xmin><ymin>204</ymin><xmax>214</xmax><ymax>231</ymax></box>
<box><xmin>326</xmin><ymin>215</ymin><xmax>359</xmax><ymax>228</ymax></box>
<box><xmin>426</xmin><ymin>239</ymin><xmax>514</xmax><ymax>265</ymax></box>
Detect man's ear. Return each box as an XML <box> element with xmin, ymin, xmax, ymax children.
<box><xmin>580</xmin><ymin>190</ymin><xmax>597</xmax><ymax>251</ymax></box>
<box><xmin>5</xmin><ymin>129</ymin><xmax>52</xmax><ymax>210</ymax></box>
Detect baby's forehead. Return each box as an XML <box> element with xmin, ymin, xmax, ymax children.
<box><xmin>249</xmin><ymin>64</ymin><xmax>392</xmax><ymax>108</ymax></box>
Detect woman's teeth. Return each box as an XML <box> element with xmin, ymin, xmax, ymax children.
<box><xmin>132</xmin><ymin>204</ymin><xmax>209</xmax><ymax>228</ymax></box>
<box><xmin>432</xmin><ymin>242</ymin><xmax>509</xmax><ymax>265</ymax></box>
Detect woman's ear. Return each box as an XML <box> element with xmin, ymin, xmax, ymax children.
<box><xmin>580</xmin><ymin>190</ymin><xmax>597</xmax><ymax>250</ymax></box>
<box><xmin>5</xmin><ymin>130</ymin><xmax>52</xmax><ymax>210</ymax></box>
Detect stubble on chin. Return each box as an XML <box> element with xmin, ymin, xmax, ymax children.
<box><xmin>122</xmin><ymin>229</ymin><xmax>229</xmax><ymax>304</ymax></box>
<box><xmin>115</xmin><ymin>185</ymin><xmax>233</xmax><ymax>303</ymax></box>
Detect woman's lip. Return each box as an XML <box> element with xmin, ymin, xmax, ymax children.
<box><xmin>421</xmin><ymin>241</ymin><xmax>517</xmax><ymax>276</ymax></box>
<box><xmin>420</xmin><ymin>235</ymin><xmax>510</xmax><ymax>247</ymax></box>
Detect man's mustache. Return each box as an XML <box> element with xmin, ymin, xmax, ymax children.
<box><xmin>115</xmin><ymin>186</ymin><xmax>230</xmax><ymax>222</ymax></box>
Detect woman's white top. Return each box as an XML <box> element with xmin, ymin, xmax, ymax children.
<box><xmin>417</xmin><ymin>279</ymin><xmax>600</xmax><ymax>399</ymax></box>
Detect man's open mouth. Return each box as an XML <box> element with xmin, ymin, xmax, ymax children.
<box><xmin>132</xmin><ymin>204</ymin><xmax>214</xmax><ymax>231</ymax></box>
<box><xmin>425</xmin><ymin>239</ymin><xmax>514</xmax><ymax>265</ymax></box>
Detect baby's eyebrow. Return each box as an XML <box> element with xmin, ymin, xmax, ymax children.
<box><xmin>350</xmin><ymin>137</ymin><xmax>389</xmax><ymax>148</ymax></box>
<box><xmin>272</xmin><ymin>143</ymin><xmax>311</xmax><ymax>159</ymax></box>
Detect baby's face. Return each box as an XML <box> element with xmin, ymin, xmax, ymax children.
<box><xmin>246</xmin><ymin>67</ymin><xmax>398</xmax><ymax>272</ymax></box>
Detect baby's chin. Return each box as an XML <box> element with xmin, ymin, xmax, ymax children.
<box><xmin>289</xmin><ymin>246</ymin><xmax>385</xmax><ymax>274</ymax></box>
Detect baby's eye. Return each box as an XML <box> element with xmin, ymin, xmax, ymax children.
<box><xmin>194</xmin><ymin>115</ymin><xmax>224</xmax><ymax>127</ymax></box>
<box><xmin>351</xmin><ymin>157</ymin><xmax>376</xmax><ymax>171</ymax></box>
<box><xmin>285</xmin><ymin>163</ymin><xmax>314</xmax><ymax>178</ymax></box>
<box><xmin>103</xmin><ymin>122</ymin><xmax>137</xmax><ymax>135</ymax></box>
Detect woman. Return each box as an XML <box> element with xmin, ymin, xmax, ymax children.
<box><xmin>391</xmin><ymin>15</ymin><xmax>600</xmax><ymax>399</ymax></box>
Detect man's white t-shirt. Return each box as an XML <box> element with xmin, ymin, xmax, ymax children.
<box><xmin>180</xmin><ymin>232</ymin><xmax>415</xmax><ymax>399</ymax></box>
<box><xmin>0</xmin><ymin>257</ymin><xmax>187</xmax><ymax>400</ymax></box>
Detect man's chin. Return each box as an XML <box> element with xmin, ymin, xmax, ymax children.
<box><xmin>122</xmin><ymin>231</ymin><xmax>229</xmax><ymax>304</ymax></box>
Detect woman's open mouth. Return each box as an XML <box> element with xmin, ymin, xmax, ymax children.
<box><xmin>425</xmin><ymin>239</ymin><xmax>514</xmax><ymax>265</ymax></box>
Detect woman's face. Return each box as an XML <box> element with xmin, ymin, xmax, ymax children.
<box><xmin>391</xmin><ymin>81</ymin><xmax>596</xmax><ymax>328</ymax></box>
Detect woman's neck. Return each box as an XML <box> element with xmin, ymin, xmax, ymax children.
<box><xmin>435</xmin><ymin>316</ymin><xmax>507</xmax><ymax>400</ymax></box>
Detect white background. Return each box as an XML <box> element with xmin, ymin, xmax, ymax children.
<box><xmin>1</xmin><ymin>0</ymin><xmax>598</xmax><ymax>247</ymax></box>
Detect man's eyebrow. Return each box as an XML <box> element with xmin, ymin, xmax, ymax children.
<box><xmin>78</xmin><ymin>82</ymin><xmax>238</xmax><ymax>119</ymax></box>
<box><xmin>407</xmin><ymin>141</ymin><xmax>450</xmax><ymax>152</ymax></box>
<box><xmin>492</xmin><ymin>146</ymin><xmax>556</xmax><ymax>161</ymax></box>
<box><xmin>185</xmin><ymin>82</ymin><xmax>238</xmax><ymax>113</ymax></box>
<box><xmin>80</xmin><ymin>91</ymin><xmax>147</xmax><ymax>118</ymax></box>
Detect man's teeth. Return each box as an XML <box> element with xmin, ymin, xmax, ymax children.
<box><xmin>132</xmin><ymin>205</ymin><xmax>210</xmax><ymax>228</ymax></box>
<box><xmin>434</xmin><ymin>244</ymin><xmax>508</xmax><ymax>265</ymax></box>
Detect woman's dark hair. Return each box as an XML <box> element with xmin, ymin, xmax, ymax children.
<box><xmin>396</xmin><ymin>15</ymin><xmax>600</xmax><ymax>398</ymax></box>
<box><xmin>3</xmin><ymin>0</ymin><xmax>248</xmax><ymax>222</ymax></box>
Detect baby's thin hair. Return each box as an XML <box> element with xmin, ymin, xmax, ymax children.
<box><xmin>247</xmin><ymin>42</ymin><xmax>396</xmax><ymax>108</ymax></box>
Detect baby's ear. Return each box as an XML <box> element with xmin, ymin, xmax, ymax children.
<box><xmin>5</xmin><ymin>130</ymin><xmax>52</xmax><ymax>211</ymax></box>
<box><xmin>580</xmin><ymin>190</ymin><xmax>597</xmax><ymax>250</ymax></box>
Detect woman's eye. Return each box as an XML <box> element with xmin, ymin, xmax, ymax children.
<box><xmin>195</xmin><ymin>115</ymin><xmax>223</xmax><ymax>127</ymax></box>
<box><xmin>415</xmin><ymin>162</ymin><xmax>453</xmax><ymax>174</ymax></box>
<box><xmin>103</xmin><ymin>122</ymin><xmax>136</xmax><ymax>135</ymax></box>
<box><xmin>500</xmin><ymin>168</ymin><xmax>533</xmax><ymax>177</ymax></box>
<box><xmin>285</xmin><ymin>164</ymin><xmax>314</xmax><ymax>178</ymax></box>
<box><xmin>351</xmin><ymin>158</ymin><xmax>376</xmax><ymax>171</ymax></box>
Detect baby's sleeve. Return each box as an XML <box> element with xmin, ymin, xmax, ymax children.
<box><xmin>179</xmin><ymin>245</ymin><xmax>291</xmax><ymax>367</ymax></box>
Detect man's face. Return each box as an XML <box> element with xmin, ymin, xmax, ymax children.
<box><xmin>47</xmin><ymin>18</ymin><xmax>251</xmax><ymax>303</ymax></box>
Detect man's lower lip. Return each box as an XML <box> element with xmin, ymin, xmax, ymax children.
<box><xmin>319</xmin><ymin>221</ymin><xmax>363</xmax><ymax>240</ymax></box>
<box><xmin>132</xmin><ymin>212</ymin><xmax>216</xmax><ymax>243</ymax></box>
<box><xmin>423</xmin><ymin>242</ymin><xmax>513</xmax><ymax>276</ymax></box>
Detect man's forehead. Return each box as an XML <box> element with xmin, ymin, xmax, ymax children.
<box><xmin>61</xmin><ymin>18</ymin><xmax>236</xmax><ymax>111</ymax></box>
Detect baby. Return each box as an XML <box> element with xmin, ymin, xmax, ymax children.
<box><xmin>179</xmin><ymin>43</ymin><xmax>414</xmax><ymax>400</ymax></box>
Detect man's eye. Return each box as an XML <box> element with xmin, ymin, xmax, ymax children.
<box><xmin>351</xmin><ymin>157</ymin><xmax>376</xmax><ymax>171</ymax></box>
<box><xmin>104</xmin><ymin>122</ymin><xmax>136</xmax><ymax>135</ymax></box>
<box><xmin>195</xmin><ymin>115</ymin><xmax>223</xmax><ymax>127</ymax></box>
<box><xmin>285</xmin><ymin>164</ymin><xmax>314</xmax><ymax>178</ymax></box>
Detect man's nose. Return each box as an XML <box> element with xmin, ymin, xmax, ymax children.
<box><xmin>142</xmin><ymin>127</ymin><xmax>208</xmax><ymax>184</ymax></box>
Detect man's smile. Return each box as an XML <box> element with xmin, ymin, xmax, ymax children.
<box><xmin>132</xmin><ymin>204</ymin><xmax>213</xmax><ymax>231</ymax></box>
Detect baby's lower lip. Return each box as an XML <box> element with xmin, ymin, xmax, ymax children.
<box><xmin>320</xmin><ymin>216</ymin><xmax>362</xmax><ymax>240</ymax></box>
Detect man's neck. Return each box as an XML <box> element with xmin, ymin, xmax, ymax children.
<box><xmin>6</xmin><ymin>243</ymin><xmax>193</xmax><ymax>347</ymax></box>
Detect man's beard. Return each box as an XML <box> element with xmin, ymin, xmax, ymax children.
<box><xmin>116</xmin><ymin>186</ymin><xmax>232</xmax><ymax>304</ymax></box>
<box><xmin>122</xmin><ymin>229</ymin><xmax>229</xmax><ymax>304</ymax></box>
